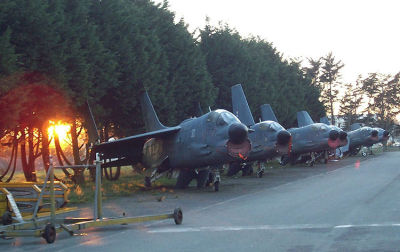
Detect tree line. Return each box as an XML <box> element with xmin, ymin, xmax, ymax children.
<box><xmin>0</xmin><ymin>0</ymin><xmax>396</xmax><ymax>182</ymax></box>
<box><xmin>303</xmin><ymin>53</ymin><xmax>400</xmax><ymax>130</ymax></box>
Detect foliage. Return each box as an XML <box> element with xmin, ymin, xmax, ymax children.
<box><xmin>339</xmin><ymin>77</ymin><xmax>364</xmax><ymax>130</ymax></box>
<box><xmin>307</xmin><ymin>53</ymin><xmax>344</xmax><ymax>125</ymax></box>
<box><xmin>199</xmin><ymin>23</ymin><xmax>325</xmax><ymax>127</ymax></box>
<box><xmin>361</xmin><ymin>72</ymin><xmax>400</xmax><ymax>128</ymax></box>
<box><xmin>0</xmin><ymin>0</ymin><xmax>217</xmax><ymax>181</ymax></box>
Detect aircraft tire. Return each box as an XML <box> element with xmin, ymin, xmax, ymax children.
<box><xmin>144</xmin><ymin>177</ymin><xmax>152</xmax><ymax>188</ymax></box>
<box><xmin>242</xmin><ymin>163</ymin><xmax>253</xmax><ymax>176</ymax></box>
<box><xmin>196</xmin><ymin>170</ymin><xmax>210</xmax><ymax>188</ymax></box>
<box><xmin>226</xmin><ymin>163</ymin><xmax>241</xmax><ymax>176</ymax></box>
<box><xmin>42</xmin><ymin>224</ymin><xmax>56</xmax><ymax>244</ymax></box>
<box><xmin>176</xmin><ymin>170</ymin><xmax>195</xmax><ymax>189</ymax></box>
<box><xmin>2</xmin><ymin>211</ymin><xmax>12</xmax><ymax>225</ymax></box>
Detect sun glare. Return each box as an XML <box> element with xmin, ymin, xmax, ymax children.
<box><xmin>48</xmin><ymin>121</ymin><xmax>71</xmax><ymax>147</ymax></box>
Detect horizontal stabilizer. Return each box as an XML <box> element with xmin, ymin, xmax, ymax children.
<box><xmin>141</xmin><ymin>91</ymin><xmax>167</xmax><ymax>132</ymax></box>
<box><xmin>297</xmin><ymin>111</ymin><xmax>314</xmax><ymax>127</ymax></box>
<box><xmin>231</xmin><ymin>84</ymin><xmax>255</xmax><ymax>127</ymax></box>
<box><xmin>260</xmin><ymin>104</ymin><xmax>278</xmax><ymax>122</ymax></box>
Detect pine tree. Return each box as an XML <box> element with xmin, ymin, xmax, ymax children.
<box><xmin>319</xmin><ymin>52</ymin><xmax>344</xmax><ymax>125</ymax></box>
<box><xmin>339</xmin><ymin>78</ymin><xmax>363</xmax><ymax>130</ymax></box>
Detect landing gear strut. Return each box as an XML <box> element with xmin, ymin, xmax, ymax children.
<box><xmin>306</xmin><ymin>152</ymin><xmax>316</xmax><ymax>167</ymax></box>
<box><xmin>206</xmin><ymin>166</ymin><xmax>221</xmax><ymax>192</ymax></box>
<box><xmin>257</xmin><ymin>162</ymin><xmax>265</xmax><ymax>178</ymax></box>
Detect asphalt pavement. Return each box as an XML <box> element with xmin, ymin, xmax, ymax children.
<box><xmin>2</xmin><ymin>151</ymin><xmax>400</xmax><ymax>251</ymax></box>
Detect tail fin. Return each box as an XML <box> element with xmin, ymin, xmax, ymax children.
<box><xmin>260</xmin><ymin>104</ymin><xmax>278</xmax><ymax>122</ymax></box>
<box><xmin>320</xmin><ymin>116</ymin><xmax>331</xmax><ymax>125</ymax></box>
<box><xmin>231</xmin><ymin>84</ymin><xmax>255</xmax><ymax>127</ymax></box>
<box><xmin>297</xmin><ymin>111</ymin><xmax>314</xmax><ymax>127</ymax></box>
<box><xmin>140</xmin><ymin>91</ymin><xmax>167</xmax><ymax>132</ymax></box>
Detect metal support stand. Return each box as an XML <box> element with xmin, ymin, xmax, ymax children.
<box><xmin>94</xmin><ymin>153</ymin><xmax>102</xmax><ymax>220</ymax></box>
<box><xmin>50</xmin><ymin>156</ymin><xmax>55</xmax><ymax>225</ymax></box>
<box><xmin>1</xmin><ymin>153</ymin><xmax>183</xmax><ymax>244</ymax></box>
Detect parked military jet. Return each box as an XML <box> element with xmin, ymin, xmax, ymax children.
<box><xmin>375</xmin><ymin>127</ymin><xmax>390</xmax><ymax>143</ymax></box>
<box><xmin>91</xmin><ymin>91</ymin><xmax>251</xmax><ymax>191</ymax></box>
<box><xmin>261</xmin><ymin>106</ymin><xmax>343</xmax><ymax>166</ymax></box>
<box><xmin>318</xmin><ymin>116</ymin><xmax>348</xmax><ymax>150</ymax></box>
<box><xmin>227</xmin><ymin>84</ymin><xmax>291</xmax><ymax>177</ymax></box>
<box><xmin>338</xmin><ymin>123</ymin><xmax>386</xmax><ymax>156</ymax></box>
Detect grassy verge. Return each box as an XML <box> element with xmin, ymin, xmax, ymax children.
<box><xmin>67</xmin><ymin>168</ymin><xmax>177</xmax><ymax>204</ymax></box>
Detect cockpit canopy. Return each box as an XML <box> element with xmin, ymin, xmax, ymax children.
<box><xmin>311</xmin><ymin>123</ymin><xmax>330</xmax><ymax>132</ymax></box>
<box><xmin>257</xmin><ymin>121</ymin><xmax>284</xmax><ymax>132</ymax></box>
<box><xmin>207</xmin><ymin>110</ymin><xmax>241</xmax><ymax>126</ymax></box>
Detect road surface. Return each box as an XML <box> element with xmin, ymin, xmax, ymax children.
<box><xmin>2</xmin><ymin>151</ymin><xmax>400</xmax><ymax>251</ymax></box>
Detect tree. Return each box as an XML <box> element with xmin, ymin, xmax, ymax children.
<box><xmin>361</xmin><ymin>72</ymin><xmax>400</xmax><ymax>128</ymax></box>
<box><xmin>199</xmin><ymin>23</ymin><xmax>325</xmax><ymax>128</ymax></box>
<box><xmin>0</xmin><ymin>73</ymin><xmax>70</xmax><ymax>181</ymax></box>
<box><xmin>339</xmin><ymin>77</ymin><xmax>363</xmax><ymax>130</ymax></box>
<box><xmin>319</xmin><ymin>53</ymin><xmax>344</xmax><ymax>125</ymax></box>
<box><xmin>0</xmin><ymin>27</ymin><xmax>17</xmax><ymax>78</ymax></box>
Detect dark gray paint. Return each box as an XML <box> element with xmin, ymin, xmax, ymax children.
<box><xmin>92</xmin><ymin>91</ymin><xmax>251</xmax><ymax>187</ymax></box>
<box><xmin>261</xmin><ymin>106</ymin><xmax>343</xmax><ymax>164</ymax></box>
<box><xmin>231</xmin><ymin>84</ymin><xmax>291</xmax><ymax>163</ymax></box>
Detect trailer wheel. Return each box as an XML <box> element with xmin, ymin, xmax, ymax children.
<box><xmin>2</xmin><ymin>211</ymin><xmax>12</xmax><ymax>225</ymax></box>
<box><xmin>173</xmin><ymin>208</ymin><xmax>183</xmax><ymax>225</ymax></box>
<box><xmin>43</xmin><ymin>224</ymin><xmax>56</xmax><ymax>244</ymax></box>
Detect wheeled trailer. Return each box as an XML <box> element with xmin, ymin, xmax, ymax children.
<box><xmin>0</xmin><ymin>154</ymin><xmax>183</xmax><ymax>243</ymax></box>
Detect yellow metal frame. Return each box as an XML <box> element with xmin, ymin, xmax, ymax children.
<box><xmin>0</xmin><ymin>154</ymin><xmax>182</xmax><ymax>244</ymax></box>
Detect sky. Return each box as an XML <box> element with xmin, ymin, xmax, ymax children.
<box><xmin>154</xmin><ymin>0</ymin><xmax>400</xmax><ymax>85</ymax></box>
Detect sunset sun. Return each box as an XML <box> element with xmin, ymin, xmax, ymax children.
<box><xmin>48</xmin><ymin>121</ymin><xmax>71</xmax><ymax>146</ymax></box>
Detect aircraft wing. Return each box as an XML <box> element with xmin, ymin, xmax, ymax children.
<box><xmin>90</xmin><ymin>126</ymin><xmax>181</xmax><ymax>167</ymax></box>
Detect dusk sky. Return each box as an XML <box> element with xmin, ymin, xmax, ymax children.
<box><xmin>155</xmin><ymin>0</ymin><xmax>400</xmax><ymax>84</ymax></box>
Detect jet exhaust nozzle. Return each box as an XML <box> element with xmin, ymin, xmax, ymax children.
<box><xmin>383</xmin><ymin>130</ymin><xmax>389</xmax><ymax>137</ymax></box>
<box><xmin>339</xmin><ymin>131</ymin><xmax>347</xmax><ymax>141</ymax></box>
<box><xmin>371</xmin><ymin>130</ymin><xmax>378</xmax><ymax>137</ymax></box>
<box><xmin>228</xmin><ymin>123</ymin><xmax>248</xmax><ymax>144</ymax></box>
<box><xmin>277</xmin><ymin>130</ymin><xmax>291</xmax><ymax>145</ymax></box>
<box><xmin>329</xmin><ymin>130</ymin><xmax>339</xmax><ymax>141</ymax></box>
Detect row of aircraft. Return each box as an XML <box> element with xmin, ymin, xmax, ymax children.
<box><xmin>90</xmin><ymin>84</ymin><xmax>389</xmax><ymax>191</ymax></box>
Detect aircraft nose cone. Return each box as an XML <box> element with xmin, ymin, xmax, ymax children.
<box><xmin>277</xmin><ymin>130</ymin><xmax>291</xmax><ymax>145</ymax></box>
<box><xmin>329</xmin><ymin>129</ymin><xmax>339</xmax><ymax>141</ymax></box>
<box><xmin>339</xmin><ymin>131</ymin><xmax>347</xmax><ymax>141</ymax></box>
<box><xmin>383</xmin><ymin>130</ymin><xmax>389</xmax><ymax>137</ymax></box>
<box><xmin>371</xmin><ymin>130</ymin><xmax>378</xmax><ymax>137</ymax></box>
<box><xmin>228</xmin><ymin>122</ymin><xmax>248</xmax><ymax>144</ymax></box>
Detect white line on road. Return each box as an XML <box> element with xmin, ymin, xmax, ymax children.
<box><xmin>148</xmin><ymin>223</ymin><xmax>400</xmax><ymax>233</ymax></box>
